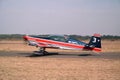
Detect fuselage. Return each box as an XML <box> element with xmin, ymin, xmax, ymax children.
<box><xmin>23</xmin><ymin>35</ymin><xmax>101</xmax><ymax>52</ymax></box>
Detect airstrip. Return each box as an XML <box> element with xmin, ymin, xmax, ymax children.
<box><xmin>0</xmin><ymin>40</ymin><xmax>120</xmax><ymax>80</ymax></box>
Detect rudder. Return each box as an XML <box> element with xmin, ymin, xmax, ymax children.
<box><xmin>88</xmin><ymin>34</ymin><xmax>101</xmax><ymax>48</ymax></box>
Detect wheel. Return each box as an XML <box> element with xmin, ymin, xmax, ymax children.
<box><xmin>33</xmin><ymin>51</ymin><xmax>45</xmax><ymax>56</ymax></box>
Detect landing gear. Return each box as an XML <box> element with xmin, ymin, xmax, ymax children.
<box><xmin>33</xmin><ymin>47</ymin><xmax>48</xmax><ymax>56</ymax></box>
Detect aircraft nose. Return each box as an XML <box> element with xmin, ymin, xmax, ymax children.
<box><xmin>23</xmin><ymin>35</ymin><xmax>28</xmax><ymax>41</ymax></box>
<box><xmin>23</xmin><ymin>35</ymin><xmax>29</xmax><ymax>45</ymax></box>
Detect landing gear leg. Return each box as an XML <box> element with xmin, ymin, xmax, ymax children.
<box><xmin>34</xmin><ymin>47</ymin><xmax>48</xmax><ymax>56</ymax></box>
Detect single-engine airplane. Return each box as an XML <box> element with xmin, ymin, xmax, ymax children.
<box><xmin>23</xmin><ymin>34</ymin><xmax>101</xmax><ymax>55</ymax></box>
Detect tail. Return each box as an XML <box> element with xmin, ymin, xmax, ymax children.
<box><xmin>85</xmin><ymin>34</ymin><xmax>101</xmax><ymax>52</ymax></box>
<box><xmin>89</xmin><ymin>34</ymin><xmax>101</xmax><ymax>48</ymax></box>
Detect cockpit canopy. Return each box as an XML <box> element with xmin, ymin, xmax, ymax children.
<box><xmin>47</xmin><ymin>35</ymin><xmax>67</xmax><ymax>42</ymax></box>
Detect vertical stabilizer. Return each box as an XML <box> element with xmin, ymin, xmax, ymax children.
<box><xmin>88</xmin><ymin>34</ymin><xmax>101</xmax><ymax>48</ymax></box>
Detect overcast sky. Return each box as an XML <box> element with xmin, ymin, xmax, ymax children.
<box><xmin>0</xmin><ymin>0</ymin><xmax>120</xmax><ymax>35</ymax></box>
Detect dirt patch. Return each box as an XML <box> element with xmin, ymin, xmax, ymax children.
<box><xmin>0</xmin><ymin>40</ymin><xmax>120</xmax><ymax>80</ymax></box>
<box><xmin>0</xmin><ymin>41</ymin><xmax>120</xmax><ymax>80</ymax></box>
<box><xmin>0</xmin><ymin>55</ymin><xmax>120</xmax><ymax>80</ymax></box>
<box><xmin>102</xmin><ymin>40</ymin><xmax>120</xmax><ymax>52</ymax></box>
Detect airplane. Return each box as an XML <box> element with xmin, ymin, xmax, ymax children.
<box><xmin>23</xmin><ymin>34</ymin><xmax>101</xmax><ymax>55</ymax></box>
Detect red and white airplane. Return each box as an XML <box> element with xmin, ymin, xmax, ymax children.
<box><xmin>23</xmin><ymin>34</ymin><xmax>101</xmax><ymax>55</ymax></box>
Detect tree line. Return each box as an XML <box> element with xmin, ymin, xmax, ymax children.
<box><xmin>0</xmin><ymin>34</ymin><xmax>120</xmax><ymax>40</ymax></box>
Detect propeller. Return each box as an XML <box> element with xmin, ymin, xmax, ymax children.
<box><xmin>22</xmin><ymin>35</ymin><xmax>29</xmax><ymax>45</ymax></box>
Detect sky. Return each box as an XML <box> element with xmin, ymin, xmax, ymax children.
<box><xmin>0</xmin><ymin>0</ymin><xmax>120</xmax><ymax>35</ymax></box>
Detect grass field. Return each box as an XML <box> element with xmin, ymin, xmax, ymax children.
<box><xmin>0</xmin><ymin>40</ymin><xmax>120</xmax><ymax>80</ymax></box>
<box><xmin>0</xmin><ymin>57</ymin><xmax>119</xmax><ymax>80</ymax></box>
